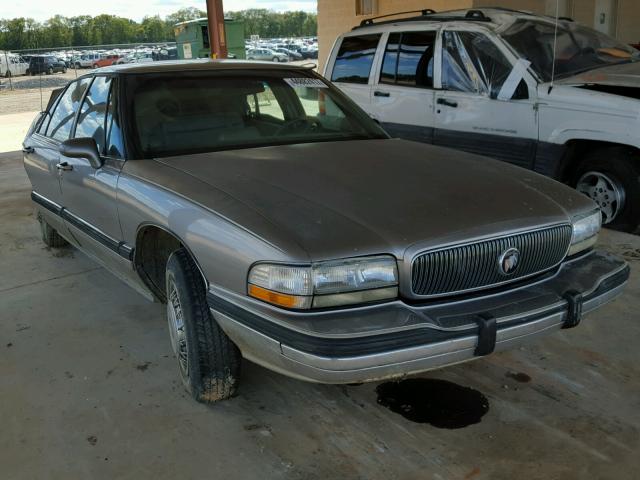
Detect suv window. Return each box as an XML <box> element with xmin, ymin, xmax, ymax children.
<box><xmin>442</xmin><ymin>31</ymin><xmax>513</xmax><ymax>98</ymax></box>
<box><xmin>380</xmin><ymin>31</ymin><xmax>436</xmax><ymax>88</ymax></box>
<box><xmin>45</xmin><ymin>78</ymin><xmax>91</xmax><ymax>141</ymax></box>
<box><xmin>331</xmin><ymin>34</ymin><xmax>381</xmax><ymax>84</ymax></box>
<box><xmin>75</xmin><ymin>76</ymin><xmax>112</xmax><ymax>153</ymax></box>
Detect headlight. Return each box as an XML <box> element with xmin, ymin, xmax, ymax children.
<box><xmin>568</xmin><ymin>210</ymin><xmax>601</xmax><ymax>256</ymax></box>
<box><xmin>248</xmin><ymin>255</ymin><xmax>398</xmax><ymax>309</ymax></box>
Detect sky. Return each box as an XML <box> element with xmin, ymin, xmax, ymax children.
<box><xmin>2</xmin><ymin>0</ymin><xmax>317</xmax><ymax>22</ymax></box>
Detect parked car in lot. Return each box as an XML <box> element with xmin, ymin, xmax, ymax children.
<box><xmin>325</xmin><ymin>8</ymin><xmax>640</xmax><ymax>232</ymax></box>
<box><xmin>27</xmin><ymin>55</ymin><xmax>67</xmax><ymax>75</ymax></box>
<box><xmin>75</xmin><ymin>53</ymin><xmax>101</xmax><ymax>68</ymax></box>
<box><xmin>22</xmin><ymin>61</ymin><xmax>628</xmax><ymax>403</ymax></box>
<box><xmin>273</xmin><ymin>47</ymin><xmax>303</xmax><ymax>61</ymax></box>
<box><xmin>247</xmin><ymin>48</ymin><xmax>288</xmax><ymax>62</ymax></box>
<box><xmin>115</xmin><ymin>52</ymin><xmax>154</xmax><ymax>64</ymax></box>
<box><xmin>0</xmin><ymin>52</ymin><xmax>29</xmax><ymax>77</ymax></box>
<box><xmin>92</xmin><ymin>54</ymin><xmax>120</xmax><ymax>68</ymax></box>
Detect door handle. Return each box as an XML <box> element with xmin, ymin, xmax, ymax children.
<box><xmin>374</xmin><ymin>90</ymin><xmax>390</xmax><ymax>97</ymax></box>
<box><xmin>22</xmin><ymin>146</ymin><xmax>34</xmax><ymax>154</ymax></box>
<box><xmin>437</xmin><ymin>98</ymin><xmax>458</xmax><ymax>108</ymax></box>
<box><xmin>56</xmin><ymin>162</ymin><xmax>73</xmax><ymax>171</ymax></box>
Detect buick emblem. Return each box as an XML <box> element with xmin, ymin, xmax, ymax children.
<box><xmin>498</xmin><ymin>247</ymin><xmax>520</xmax><ymax>275</ymax></box>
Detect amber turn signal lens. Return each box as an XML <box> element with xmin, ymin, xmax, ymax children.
<box><xmin>248</xmin><ymin>284</ymin><xmax>311</xmax><ymax>309</ymax></box>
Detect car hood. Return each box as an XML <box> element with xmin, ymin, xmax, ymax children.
<box><xmin>556</xmin><ymin>61</ymin><xmax>640</xmax><ymax>88</ymax></box>
<box><xmin>155</xmin><ymin>139</ymin><xmax>593</xmax><ymax>261</ymax></box>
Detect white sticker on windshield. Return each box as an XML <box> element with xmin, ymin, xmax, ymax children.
<box><xmin>284</xmin><ymin>77</ymin><xmax>328</xmax><ymax>88</ymax></box>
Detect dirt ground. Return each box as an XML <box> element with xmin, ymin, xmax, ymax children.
<box><xmin>1</xmin><ymin>149</ymin><xmax>639</xmax><ymax>480</ymax></box>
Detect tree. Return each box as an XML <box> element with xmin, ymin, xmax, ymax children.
<box><xmin>0</xmin><ymin>8</ymin><xmax>317</xmax><ymax>50</ymax></box>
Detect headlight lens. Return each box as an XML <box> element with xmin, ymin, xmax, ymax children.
<box><xmin>248</xmin><ymin>255</ymin><xmax>398</xmax><ymax>309</ymax></box>
<box><xmin>568</xmin><ymin>210</ymin><xmax>601</xmax><ymax>256</ymax></box>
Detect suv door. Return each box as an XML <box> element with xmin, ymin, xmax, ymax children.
<box><xmin>369</xmin><ymin>29</ymin><xmax>439</xmax><ymax>143</ymax></box>
<box><xmin>58</xmin><ymin>75</ymin><xmax>130</xmax><ymax>261</ymax></box>
<box><xmin>327</xmin><ymin>33</ymin><xmax>382</xmax><ymax>117</ymax></box>
<box><xmin>433</xmin><ymin>29</ymin><xmax>538</xmax><ymax>169</ymax></box>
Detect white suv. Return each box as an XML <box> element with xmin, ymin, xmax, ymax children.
<box><xmin>324</xmin><ymin>8</ymin><xmax>640</xmax><ymax>232</ymax></box>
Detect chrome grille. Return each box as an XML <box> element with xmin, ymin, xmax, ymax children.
<box><xmin>411</xmin><ymin>225</ymin><xmax>573</xmax><ymax>297</ymax></box>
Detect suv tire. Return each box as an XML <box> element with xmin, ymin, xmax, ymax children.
<box><xmin>165</xmin><ymin>248</ymin><xmax>241</xmax><ymax>403</ymax></box>
<box><xmin>47</xmin><ymin>67</ymin><xmax>53</xmax><ymax>75</ymax></box>
<box><xmin>573</xmin><ymin>147</ymin><xmax>640</xmax><ymax>232</ymax></box>
<box><xmin>39</xmin><ymin>216</ymin><xmax>70</xmax><ymax>248</ymax></box>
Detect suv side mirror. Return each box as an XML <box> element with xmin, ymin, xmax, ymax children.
<box><xmin>59</xmin><ymin>137</ymin><xmax>103</xmax><ymax>169</ymax></box>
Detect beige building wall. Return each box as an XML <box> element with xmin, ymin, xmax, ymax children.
<box><xmin>317</xmin><ymin>0</ymin><xmax>640</xmax><ymax>70</ymax></box>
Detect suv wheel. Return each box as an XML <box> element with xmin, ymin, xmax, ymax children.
<box><xmin>573</xmin><ymin>147</ymin><xmax>640</xmax><ymax>232</ymax></box>
<box><xmin>38</xmin><ymin>215</ymin><xmax>69</xmax><ymax>248</ymax></box>
<box><xmin>47</xmin><ymin>67</ymin><xmax>53</xmax><ymax>75</ymax></box>
<box><xmin>165</xmin><ymin>248</ymin><xmax>241</xmax><ymax>403</ymax></box>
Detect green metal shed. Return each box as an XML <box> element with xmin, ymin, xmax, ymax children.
<box><xmin>174</xmin><ymin>18</ymin><xmax>245</xmax><ymax>59</ymax></box>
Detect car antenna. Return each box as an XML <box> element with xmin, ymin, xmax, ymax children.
<box><xmin>548</xmin><ymin>0</ymin><xmax>560</xmax><ymax>94</ymax></box>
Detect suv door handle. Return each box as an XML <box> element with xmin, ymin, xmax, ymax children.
<box><xmin>56</xmin><ymin>162</ymin><xmax>73</xmax><ymax>171</ymax></box>
<box><xmin>437</xmin><ymin>98</ymin><xmax>458</xmax><ymax>108</ymax></box>
<box><xmin>22</xmin><ymin>146</ymin><xmax>34</xmax><ymax>154</ymax></box>
<box><xmin>374</xmin><ymin>90</ymin><xmax>390</xmax><ymax>97</ymax></box>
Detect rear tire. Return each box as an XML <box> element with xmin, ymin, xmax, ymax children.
<box><xmin>572</xmin><ymin>147</ymin><xmax>640</xmax><ymax>232</ymax></box>
<box><xmin>39</xmin><ymin>216</ymin><xmax>69</xmax><ymax>248</ymax></box>
<box><xmin>165</xmin><ymin>248</ymin><xmax>241</xmax><ymax>403</ymax></box>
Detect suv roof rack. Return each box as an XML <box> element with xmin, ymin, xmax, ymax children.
<box><xmin>352</xmin><ymin>9</ymin><xmax>492</xmax><ymax>30</ymax></box>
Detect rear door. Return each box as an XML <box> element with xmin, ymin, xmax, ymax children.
<box><xmin>326</xmin><ymin>33</ymin><xmax>382</xmax><ymax>117</ymax></box>
<box><xmin>24</xmin><ymin>79</ymin><xmax>91</xmax><ymax>236</ymax></box>
<box><xmin>433</xmin><ymin>28</ymin><xmax>539</xmax><ymax>169</ymax></box>
<box><xmin>368</xmin><ymin>28</ymin><xmax>439</xmax><ymax>143</ymax></box>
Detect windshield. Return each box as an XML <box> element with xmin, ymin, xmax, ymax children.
<box><xmin>501</xmin><ymin>19</ymin><xmax>638</xmax><ymax>81</ymax></box>
<box><xmin>127</xmin><ymin>71</ymin><xmax>387</xmax><ymax>159</ymax></box>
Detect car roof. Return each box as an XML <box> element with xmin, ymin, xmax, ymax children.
<box><xmin>93</xmin><ymin>59</ymin><xmax>310</xmax><ymax>75</ymax></box>
<box><xmin>348</xmin><ymin>7</ymin><xmax>566</xmax><ymax>34</ymax></box>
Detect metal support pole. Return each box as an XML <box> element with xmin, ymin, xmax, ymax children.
<box><xmin>206</xmin><ymin>0</ymin><xmax>228</xmax><ymax>59</ymax></box>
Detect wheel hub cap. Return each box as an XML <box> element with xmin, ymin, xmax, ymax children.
<box><xmin>167</xmin><ymin>284</ymin><xmax>189</xmax><ymax>378</ymax></box>
<box><xmin>576</xmin><ymin>171</ymin><xmax>625</xmax><ymax>224</ymax></box>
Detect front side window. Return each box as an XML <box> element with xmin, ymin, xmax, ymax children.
<box><xmin>75</xmin><ymin>76</ymin><xmax>112</xmax><ymax>153</ymax></box>
<box><xmin>127</xmin><ymin>72</ymin><xmax>386</xmax><ymax>159</ymax></box>
<box><xmin>45</xmin><ymin>78</ymin><xmax>91</xmax><ymax>141</ymax></box>
<box><xmin>442</xmin><ymin>31</ymin><xmax>512</xmax><ymax>97</ymax></box>
<box><xmin>380</xmin><ymin>31</ymin><xmax>436</xmax><ymax>88</ymax></box>
<box><xmin>331</xmin><ymin>34</ymin><xmax>381</xmax><ymax>84</ymax></box>
<box><xmin>501</xmin><ymin>19</ymin><xmax>638</xmax><ymax>82</ymax></box>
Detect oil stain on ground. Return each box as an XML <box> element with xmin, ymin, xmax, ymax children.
<box><xmin>376</xmin><ymin>378</ymin><xmax>489</xmax><ymax>429</ymax></box>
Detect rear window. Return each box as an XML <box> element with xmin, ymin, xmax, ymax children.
<box><xmin>331</xmin><ymin>34</ymin><xmax>381</xmax><ymax>84</ymax></box>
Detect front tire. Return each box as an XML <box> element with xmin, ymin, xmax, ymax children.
<box><xmin>573</xmin><ymin>147</ymin><xmax>640</xmax><ymax>232</ymax></box>
<box><xmin>165</xmin><ymin>249</ymin><xmax>241</xmax><ymax>403</ymax></box>
<box><xmin>272</xmin><ymin>57</ymin><xmax>279</xmax><ymax>62</ymax></box>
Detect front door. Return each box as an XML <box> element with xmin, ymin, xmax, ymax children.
<box><xmin>433</xmin><ymin>29</ymin><xmax>539</xmax><ymax>170</ymax></box>
<box><xmin>58</xmin><ymin>75</ymin><xmax>126</xmax><ymax>257</ymax></box>
<box><xmin>327</xmin><ymin>33</ymin><xmax>382</xmax><ymax>118</ymax></box>
<box><xmin>368</xmin><ymin>29</ymin><xmax>439</xmax><ymax>143</ymax></box>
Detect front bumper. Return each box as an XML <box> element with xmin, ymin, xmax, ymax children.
<box><xmin>207</xmin><ymin>250</ymin><xmax>629</xmax><ymax>384</ymax></box>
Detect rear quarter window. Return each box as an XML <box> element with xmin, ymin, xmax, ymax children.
<box><xmin>331</xmin><ymin>34</ymin><xmax>381</xmax><ymax>84</ymax></box>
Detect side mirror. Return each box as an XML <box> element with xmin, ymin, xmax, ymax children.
<box><xmin>59</xmin><ymin>137</ymin><xmax>103</xmax><ymax>169</ymax></box>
